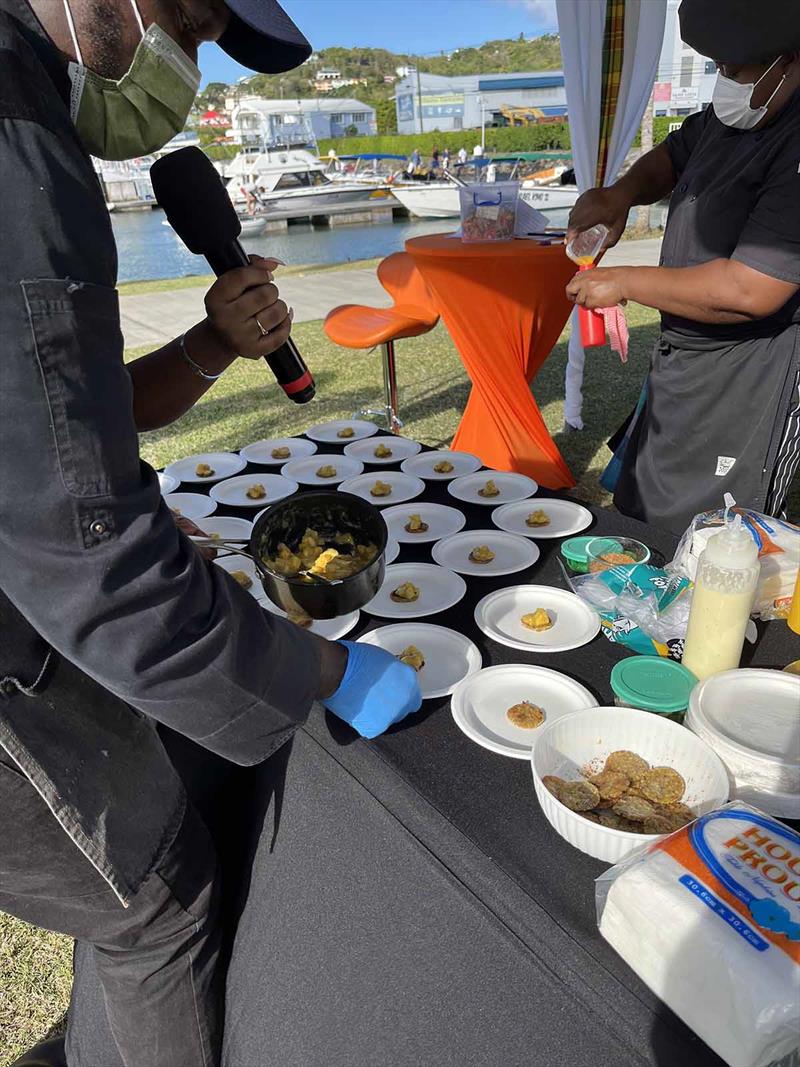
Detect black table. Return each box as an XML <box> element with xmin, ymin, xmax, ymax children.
<box><xmin>71</xmin><ymin>433</ymin><xmax>798</xmax><ymax>1067</ymax></box>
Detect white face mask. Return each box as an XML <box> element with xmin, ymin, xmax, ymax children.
<box><xmin>712</xmin><ymin>56</ymin><xmax>786</xmax><ymax>130</ymax></box>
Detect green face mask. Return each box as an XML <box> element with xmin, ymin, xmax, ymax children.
<box><xmin>63</xmin><ymin>0</ymin><xmax>201</xmax><ymax>160</ymax></box>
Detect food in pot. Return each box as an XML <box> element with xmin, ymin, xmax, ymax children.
<box><xmin>559</xmin><ymin>780</ymin><xmax>601</xmax><ymax>812</ymax></box>
<box><xmin>374</xmin><ymin>443</ymin><xmax>393</xmax><ymax>459</ymax></box>
<box><xmin>525</xmin><ymin>509</ymin><xmax>550</xmax><ymax>527</ymax></box>
<box><xmin>195</xmin><ymin>462</ymin><xmax>214</xmax><ymax>478</ymax></box>
<box><xmin>433</xmin><ymin>459</ymin><xmax>454</xmax><ymax>474</ymax></box>
<box><xmin>404</xmin><ymin>514</ymin><xmax>429</xmax><ymax>534</ymax></box>
<box><xmin>587</xmin><ymin>770</ymin><xmax>630</xmax><ymax>801</ymax></box>
<box><xmin>230</xmin><ymin>570</ymin><xmax>253</xmax><ymax>590</ymax></box>
<box><xmin>521</xmin><ymin>608</ymin><xmax>552</xmax><ymax>632</ymax></box>
<box><xmin>469</xmin><ymin>545</ymin><xmax>496</xmax><ymax>564</ymax></box>
<box><xmin>246</xmin><ymin>483</ymin><xmax>267</xmax><ymax>500</ymax></box>
<box><xmin>506</xmin><ymin>701</ymin><xmax>545</xmax><ymax>729</ymax></box>
<box><xmin>605</xmin><ymin>750</ymin><xmax>649</xmax><ymax>782</ymax></box>
<box><xmin>316</xmin><ymin>465</ymin><xmax>337</xmax><ymax>479</ymax></box>
<box><xmin>390</xmin><ymin>581</ymin><xmax>420</xmax><ymax>603</ymax></box>
<box><xmin>613</xmin><ymin>795</ymin><xmax>656</xmax><ymax>822</ymax></box>
<box><xmin>337</xmin><ymin>427</ymin><xmax>355</xmax><ymax>439</ymax></box>
<box><xmin>370</xmin><ymin>480</ymin><xmax>392</xmax><ymax>498</ymax></box>
<box><xmin>478</xmin><ymin>479</ymin><xmax>500</xmax><ymax>498</ymax></box>
<box><xmin>638</xmin><ymin>767</ymin><xmax>686</xmax><ymax>805</ymax></box>
<box><xmin>265</xmin><ymin>528</ymin><xmax>377</xmax><ymax>582</ymax></box>
<box><xmin>542</xmin><ymin>775</ymin><xmax>565</xmax><ymax>799</ymax></box>
<box><xmin>271</xmin><ymin>446</ymin><xmax>291</xmax><ymax>460</ymax></box>
<box><xmin>398</xmin><ymin>645</ymin><xmax>425</xmax><ymax>672</ymax></box>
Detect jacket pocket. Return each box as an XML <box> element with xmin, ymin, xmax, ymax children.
<box><xmin>22</xmin><ymin>278</ymin><xmax>139</xmax><ymax>499</ymax></box>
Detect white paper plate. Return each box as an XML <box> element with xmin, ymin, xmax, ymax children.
<box><xmin>474</xmin><ymin>585</ymin><xmax>600</xmax><ymax>653</ymax></box>
<box><xmin>448</xmin><ymin>471</ymin><xmax>538</xmax><ymax>506</ymax></box>
<box><xmin>189</xmin><ymin>516</ymin><xmax>253</xmax><ymax>542</ymax></box>
<box><xmin>400</xmin><ymin>449</ymin><xmax>482</xmax><ymax>481</ymax></box>
<box><xmin>338</xmin><ymin>471</ymin><xmax>425</xmax><ymax>507</ymax></box>
<box><xmin>358</xmin><ymin>623</ymin><xmax>482</xmax><ymax>700</ymax></box>
<box><xmin>164</xmin><ymin>492</ymin><xmax>217</xmax><ymax>519</ymax></box>
<box><xmin>491</xmin><ymin>499</ymin><xmax>593</xmax><ymax>539</ymax></box>
<box><xmin>214</xmin><ymin>554</ymin><xmax>262</xmax><ymax>599</ymax></box>
<box><xmin>385</xmin><ymin>539</ymin><xmax>401</xmax><ymax>565</ymax></box>
<box><xmin>344</xmin><ymin>437</ymin><xmax>422</xmax><ymax>465</ymax></box>
<box><xmin>164</xmin><ymin>452</ymin><xmax>245</xmax><ymax>485</ymax></box>
<box><xmin>158</xmin><ymin>472</ymin><xmax>179</xmax><ymax>495</ymax></box>
<box><xmin>280</xmin><ymin>454</ymin><xmax>364</xmax><ymax>486</ymax></box>
<box><xmin>365</xmin><ymin>563</ymin><xmax>467</xmax><ymax>619</ymax></box>
<box><xmin>239</xmin><ymin>437</ymin><xmax>318</xmax><ymax>466</ymax></box>
<box><xmin>305</xmin><ymin>419</ymin><xmax>379</xmax><ymax>443</ymax></box>
<box><xmin>260</xmin><ymin>598</ymin><xmax>360</xmax><ymax>641</ymax></box>
<box><xmin>209</xmin><ymin>473</ymin><xmax>298</xmax><ymax>509</ymax></box>
<box><xmin>382</xmin><ymin>502</ymin><xmax>467</xmax><ymax>544</ymax></box>
<box><xmin>432</xmin><ymin>530</ymin><xmax>540</xmax><ymax>577</ymax></box>
<box><xmin>451</xmin><ymin>664</ymin><xmax>598</xmax><ymax>759</ymax></box>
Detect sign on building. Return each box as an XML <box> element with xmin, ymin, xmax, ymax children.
<box><xmin>653</xmin><ymin>81</ymin><xmax>672</xmax><ymax>102</ymax></box>
<box><xmin>421</xmin><ymin>93</ymin><xmax>464</xmax><ymax>118</ymax></box>
<box><xmin>397</xmin><ymin>94</ymin><xmax>415</xmax><ymax>122</ymax></box>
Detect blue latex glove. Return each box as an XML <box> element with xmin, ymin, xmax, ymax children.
<box><xmin>322</xmin><ymin>641</ymin><xmax>422</xmax><ymax>739</ymax></box>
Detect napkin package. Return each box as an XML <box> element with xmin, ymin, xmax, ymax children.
<box><xmin>596</xmin><ymin>803</ymin><xmax>799</xmax><ymax>1067</ymax></box>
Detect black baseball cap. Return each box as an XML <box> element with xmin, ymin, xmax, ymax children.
<box><xmin>219</xmin><ymin>0</ymin><xmax>312</xmax><ymax>73</ymax></box>
<box><xmin>679</xmin><ymin>0</ymin><xmax>800</xmax><ymax>64</ymax></box>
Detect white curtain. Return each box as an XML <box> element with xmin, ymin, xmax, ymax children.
<box><xmin>556</xmin><ymin>0</ymin><xmax>667</xmax><ymax>429</ymax></box>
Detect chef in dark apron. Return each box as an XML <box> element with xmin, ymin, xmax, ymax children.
<box><xmin>565</xmin><ymin>0</ymin><xmax>800</xmax><ymax>535</ymax></box>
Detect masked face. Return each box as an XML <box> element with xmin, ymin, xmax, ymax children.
<box><xmin>63</xmin><ymin>0</ymin><xmax>201</xmax><ymax>160</ymax></box>
<box><xmin>712</xmin><ymin>55</ymin><xmax>787</xmax><ymax>130</ymax></box>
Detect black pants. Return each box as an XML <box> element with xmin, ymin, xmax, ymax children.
<box><xmin>0</xmin><ymin>747</ymin><xmax>223</xmax><ymax>1067</ymax></box>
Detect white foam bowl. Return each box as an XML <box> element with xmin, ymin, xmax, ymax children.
<box><xmin>531</xmin><ymin>706</ymin><xmax>730</xmax><ymax>864</ymax></box>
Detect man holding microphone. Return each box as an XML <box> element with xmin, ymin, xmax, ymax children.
<box><xmin>0</xmin><ymin>1</ymin><xmax>420</xmax><ymax>1064</ymax></box>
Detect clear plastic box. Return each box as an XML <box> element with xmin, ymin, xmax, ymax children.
<box><xmin>459</xmin><ymin>182</ymin><xmax>519</xmax><ymax>242</ymax></box>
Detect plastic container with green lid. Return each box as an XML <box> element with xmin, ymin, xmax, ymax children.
<box><xmin>610</xmin><ymin>656</ymin><xmax>698</xmax><ymax>722</ymax></box>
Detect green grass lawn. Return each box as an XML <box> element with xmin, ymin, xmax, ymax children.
<box><xmin>2</xmin><ymin>303</ymin><xmax>797</xmax><ymax>1064</ymax></box>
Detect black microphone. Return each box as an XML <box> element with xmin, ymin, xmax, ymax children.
<box><xmin>150</xmin><ymin>147</ymin><xmax>315</xmax><ymax>404</ymax></box>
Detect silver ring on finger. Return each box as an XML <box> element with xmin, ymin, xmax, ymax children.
<box><xmin>255</xmin><ymin>317</ymin><xmax>269</xmax><ymax>338</ymax></box>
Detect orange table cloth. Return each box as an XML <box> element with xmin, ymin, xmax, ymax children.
<box><xmin>405</xmin><ymin>235</ymin><xmax>576</xmax><ymax>490</ymax></box>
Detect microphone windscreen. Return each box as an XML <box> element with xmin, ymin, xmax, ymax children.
<box><xmin>150</xmin><ymin>147</ymin><xmax>241</xmax><ymax>253</ymax></box>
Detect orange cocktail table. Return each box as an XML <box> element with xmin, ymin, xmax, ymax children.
<box><xmin>405</xmin><ymin>235</ymin><xmax>576</xmax><ymax>489</ymax></box>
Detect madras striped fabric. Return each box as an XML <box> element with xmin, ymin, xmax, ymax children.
<box><xmin>595</xmin><ymin>0</ymin><xmax>626</xmax><ymax>186</ymax></box>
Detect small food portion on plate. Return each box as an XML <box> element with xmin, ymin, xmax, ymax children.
<box><xmin>230</xmin><ymin>570</ymin><xmax>253</xmax><ymax>590</ymax></box>
<box><xmin>398</xmin><ymin>645</ymin><xmax>425</xmax><ymax>672</ymax></box>
<box><xmin>370</xmin><ymin>480</ymin><xmax>392</xmax><ymax>498</ymax></box>
<box><xmin>404</xmin><ymin>513</ymin><xmax>430</xmax><ymax>534</ymax></box>
<box><xmin>478</xmin><ymin>479</ymin><xmax>500</xmax><ymax>498</ymax></box>
<box><xmin>374</xmin><ymin>443</ymin><xmax>393</xmax><ymax>459</ymax></box>
<box><xmin>521</xmin><ymin>608</ymin><xmax>553</xmax><ymax>632</ymax></box>
<box><xmin>434</xmin><ymin>459</ymin><xmax>454</xmax><ymax>474</ymax></box>
<box><xmin>316</xmin><ymin>464</ymin><xmax>338</xmax><ymax>479</ymax></box>
<box><xmin>390</xmin><ymin>581</ymin><xmax>420</xmax><ymax>604</ymax></box>
<box><xmin>246</xmin><ymin>483</ymin><xmax>267</xmax><ymax>500</ymax></box>
<box><xmin>337</xmin><ymin>426</ymin><xmax>355</xmax><ymax>439</ymax></box>
<box><xmin>271</xmin><ymin>446</ymin><xmax>291</xmax><ymax>460</ymax></box>
<box><xmin>195</xmin><ymin>462</ymin><xmax>214</xmax><ymax>478</ymax></box>
<box><xmin>506</xmin><ymin>701</ymin><xmax>545</xmax><ymax>729</ymax></box>
<box><xmin>468</xmin><ymin>545</ymin><xmax>495</xmax><ymax>565</ymax></box>
<box><xmin>526</xmin><ymin>509</ymin><xmax>550</xmax><ymax>528</ymax></box>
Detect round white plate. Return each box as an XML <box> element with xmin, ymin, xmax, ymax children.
<box><xmin>280</xmin><ymin>454</ymin><xmax>364</xmax><ymax>486</ymax></box>
<box><xmin>209</xmin><ymin>473</ymin><xmax>298</xmax><ymax>509</ymax></box>
<box><xmin>382</xmin><ymin>502</ymin><xmax>467</xmax><ymax>545</ymax></box>
<box><xmin>365</xmin><ymin>563</ymin><xmax>467</xmax><ymax>619</ymax></box>
<box><xmin>260</xmin><ymin>599</ymin><xmax>360</xmax><ymax>641</ymax></box>
<box><xmin>358</xmin><ymin>624</ymin><xmax>482</xmax><ymax>700</ymax></box>
<box><xmin>432</xmin><ymin>530</ymin><xmax>540</xmax><ymax>577</ymax></box>
<box><xmin>188</xmin><ymin>516</ymin><xmax>253</xmax><ymax>542</ymax></box>
<box><xmin>338</xmin><ymin>472</ymin><xmax>425</xmax><ymax>508</ymax></box>
<box><xmin>239</xmin><ymin>437</ymin><xmax>318</xmax><ymax>466</ymax></box>
<box><xmin>344</xmin><ymin>437</ymin><xmax>422</xmax><ymax>465</ymax></box>
<box><xmin>305</xmin><ymin>419</ymin><xmax>379</xmax><ymax>444</ymax></box>
<box><xmin>164</xmin><ymin>452</ymin><xmax>245</xmax><ymax>485</ymax></box>
<box><xmin>158</xmin><ymin>472</ymin><xmax>179</xmax><ymax>495</ymax></box>
<box><xmin>491</xmin><ymin>499</ymin><xmax>593</xmax><ymax>539</ymax></box>
<box><xmin>385</xmin><ymin>539</ymin><xmax>401</xmax><ymax>565</ymax></box>
<box><xmin>164</xmin><ymin>492</ymin><xmax>217</xmax><ymax>519</ymax></box>
<box><xmin>451</xmin><ymin>664</ymin><xmax>598</xmax><ymax>760</ymax></box>
<box><xmin>214</xmin><ymin>554</ymin><xmax>262</xmax><ymax>599</ymax></box>
<box><xmin>400</xmin><ymin>450</ymin><xmax>482</xmax><ymax>481</ymax></box>
<box><xmin>448</xmin><ymin>471</ymin><xmax>538</xmax><ymax>506</ymax></box>
<box><xmin>474</xmin><ymin>585</ymin><xmax>601</xmax><ymax>653</ymax></box>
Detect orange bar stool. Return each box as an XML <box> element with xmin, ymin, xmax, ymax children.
<box><xmin>324</xmin><ymin>252</ymin><xmax>439</xmax><ymax>433</ymax></box>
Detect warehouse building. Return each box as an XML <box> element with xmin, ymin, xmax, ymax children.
<box><xmin>229</xmin><ymin>97</ymin><xmax>377</xmax><ymax>147</ymax></box>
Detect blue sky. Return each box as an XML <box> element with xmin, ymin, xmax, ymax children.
<box><xmin>199</xmin><ymin>0</ymin><xmax>558</xmax><ymax>86</ymax></box>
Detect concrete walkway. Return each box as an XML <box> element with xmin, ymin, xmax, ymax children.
<box><xmin>119</xmin><ymin>237</ymin><xmax>662</xmax><ymax>349</ymax></box>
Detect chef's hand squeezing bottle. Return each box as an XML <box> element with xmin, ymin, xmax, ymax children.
<box><xmin>565</xmin><ymin>223</ymin><xmax>609</xmax><ymax>347</ymax></box>
<box><xmin>682</xmin><ymin>512</ymin><xmax>760</xmax><ymax>682</ymax></box>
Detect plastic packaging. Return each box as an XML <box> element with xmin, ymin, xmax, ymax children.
<box><xmin>671</xmin><ymin>502</ymin><xmax>799</xmax><ymax>621</ymax></box>
<box><xmin>682</xmin><ymin>511</ymin><xmax>760</xmax><ymax>681</ymax></box>
<box><xmin>789</xmin><ymin>566</ymin><xmax>800</xmax><ymax>634</ymax></box>
<box><xmin>459</xmin><ymin>182</ymin><xmax>518</xmax><ymax>242</ymax></box>
<box><xmin>610</xmin><ymin>656</ymin><xmax>697</xmax><ymax>722</ymax></box>
<box><xmin>596</xmin><ymin>802</ymin><xmax>800</xmax><ymax>1067</ymax></box>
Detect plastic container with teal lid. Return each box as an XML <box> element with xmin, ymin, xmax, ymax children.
<box><xmin>560</xmin><ymin>535</ymin><xmax>595</xmax><ymax>574</ymax></box>
<box><xmin>610</xmin><ymin>656</ymin><xmax>698</xmax><ymax>723</ymax></box>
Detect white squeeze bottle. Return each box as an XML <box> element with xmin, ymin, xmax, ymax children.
<box><xmin>682</xmin><ymin>511</ymin><xmax>760</xmax><ymax>681</ymax></box>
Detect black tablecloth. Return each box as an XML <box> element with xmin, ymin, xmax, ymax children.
<box><xmin>70</xmin><ymin>433</ymin><xmax>798</xmax><ymax>1067</ymax></box>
